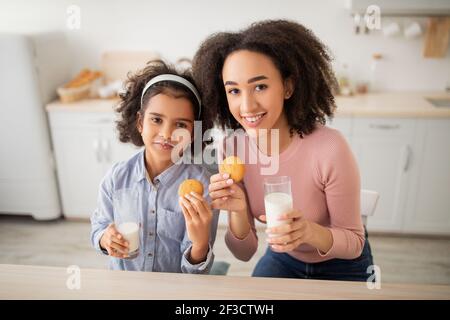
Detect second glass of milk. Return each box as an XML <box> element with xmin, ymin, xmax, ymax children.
<box><xmin>264</xmin><ymin>176</ymin><xmax>293</xmax><ymax>237</ymax></box>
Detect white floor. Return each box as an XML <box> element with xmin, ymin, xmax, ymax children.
<box><xmin>0</xmin><ymin>215</ymin><xmax>449</xmax><ymax>285</ymax></box>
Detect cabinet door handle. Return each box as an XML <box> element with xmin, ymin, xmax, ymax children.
<box><xmin>92</xmin><ymin>118</ymin><xmax>112</xmax><ymax>124</ymax></box>
<box><xmin>369</xmin><ymin>124</ymin><xmax>400</xmax><ymax>130</ymax></box>
<box><xmin>102</xmin><ymin>139</ymin><xmax>111</xmax><ymax>163</ymax></box>
<box><xmin>403</xmin><ymin>145</ymin><xmax>412</xmax><ymax>172</ymax></box>
<box><xmin>92</xmin><ymin>139</ymin><xmax>102</xmax><ymax>163</ymax></box>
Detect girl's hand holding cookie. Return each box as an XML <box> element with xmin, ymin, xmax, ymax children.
<box><xmin>179</xmin><ymin>192</ymin><xmax>213</xmax><ymax>263</ymax></box>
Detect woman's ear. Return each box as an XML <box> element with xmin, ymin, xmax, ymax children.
<box><xmin>284</xmin><ymin>77</ymin><xmax>294</xmax><ymax>99</ymax></box>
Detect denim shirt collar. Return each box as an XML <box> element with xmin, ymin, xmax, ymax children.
<box><xmin>134</xmin><ymin>149</ymin><xmax>185</xmax><ymax>187</ymax></box>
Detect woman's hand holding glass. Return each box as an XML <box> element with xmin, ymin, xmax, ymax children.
<box><xmin>263</xmin><ymin>210</ymin><xmax>313</xmax><ymax>253</ymax></box>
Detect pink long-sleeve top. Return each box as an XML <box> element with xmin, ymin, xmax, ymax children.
<box><xmin>222</xmin><ymin>124</ymin><xmax>365</xmax><ymax>263</ymax></box>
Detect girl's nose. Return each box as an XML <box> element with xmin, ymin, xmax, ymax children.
<box><xmin>159</xmin><ymin>124</ymin><xmax>172</xmax><ymax>140</ymax></box>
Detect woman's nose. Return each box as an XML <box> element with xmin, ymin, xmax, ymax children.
<box><xmin>240</xmin><ymin>92</ymin><xmax>257</xmax><ymax>114</ymax></box>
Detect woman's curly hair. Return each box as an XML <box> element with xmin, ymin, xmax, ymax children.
<box><xmin>192</xmin><ymin>19</ymin><xmax>338</xmax><ymax>137</ymax></box>
<box><xmin>116</xmin><ymin>60</ymin><xmax>212</xmax><ymax>147</ymax></box>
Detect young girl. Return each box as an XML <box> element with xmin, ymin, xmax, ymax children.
<box><xmin>90</xmin><ymin>60</ymin><xmax>219</xmax><ymax>274</ymax></box>
<box><xmin>193</xmin><ymin>20</ymin><xmax>374</xmax><ymax>281</ymax></box>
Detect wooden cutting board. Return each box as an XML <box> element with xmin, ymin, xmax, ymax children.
<box><xmin>101</xmin><ymin>51</ymin><xmax>160</xmax><ymax>83</ymax></box>
<box><xmin>423</xmin><ymin>17</ymin><xmax>450</xmax><ymax>58</ymax></box>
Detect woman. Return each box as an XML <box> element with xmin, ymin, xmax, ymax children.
<box><xmin>193</xmin><ymin>20</ymin><xmax>374</xmax><ymax>281</ymax></box>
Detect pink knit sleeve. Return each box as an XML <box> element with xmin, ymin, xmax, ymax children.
<box><xmin>217</xmin><ymin>135</ymin><xmax>259</xmax><ymax>262</ymax></box>
<box><xmin>224</xmin><ymin>182</ymin><xmax>259</xmax><ymax>261</ymax></box>
<box><xmin>315</xmin><ymin>130</ymin><xmax>365</xmax><ymax>260</ymax></box>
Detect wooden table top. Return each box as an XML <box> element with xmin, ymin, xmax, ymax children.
<box><xmin>1</xmin><ymin>264</ymin><xmax>449</xmax><ymax>300</ymax></box>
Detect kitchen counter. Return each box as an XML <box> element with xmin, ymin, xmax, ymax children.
<box><xmin>46</xmin><ymin>92</ymin><xmax>450</xmax><ymax>118</ymax></box>
<box><xmin>1</xmin><ymin>264</ymin><xmax>449</xmax><ymax>300</ymax></box>
<box><xmin>46</xmin><ymin>97</ymin><xmax>120</xmax><ymax>113</ymax></box>
<box><xmin>335</xmin><ymin>92</ymin><xmax>450</xmax><ymax>118</ymax></box>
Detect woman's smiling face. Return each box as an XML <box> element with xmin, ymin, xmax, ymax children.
<box><xmin>137</xmin><ymin>92</ymin><xmax>195</xmax><ymax>163</ymax></box>
<box><xmin>222</xmin><ymin>50</ymin><xmax>292</xmax><ymax>134</ymax></box>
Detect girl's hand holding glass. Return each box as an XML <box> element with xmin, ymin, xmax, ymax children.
<box><xmin>100</xmin><ymin>223</ymin><xmax>130</xmax><ymax>258</ymax></box>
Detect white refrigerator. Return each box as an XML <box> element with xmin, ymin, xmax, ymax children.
<box><xmin>0</xmin><ymin>32</ymin><xmax>70</xmax><ymax>220</ymax></box>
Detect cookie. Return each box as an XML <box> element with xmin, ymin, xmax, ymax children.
<box><xmin>219</xmin><ymin>156</ymin><xmax>245</xmax><ymax>182</ymax></box>
<box><xmin>178</xmin><ymin>179</ymin><xmax>204</xmax><ymax>197</ymax></box>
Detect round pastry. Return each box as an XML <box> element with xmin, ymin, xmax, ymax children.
<box><xmin>219</xmin><ymin>156</ymin><xmax>245</xmax><ymax>182</ymax></box>
<box><xmin>178</xmin><ymin>179</ymin><xmax>204</xmax><ymax>197</ymax></box>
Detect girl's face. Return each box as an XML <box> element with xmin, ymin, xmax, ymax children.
<box><xmin>137</xmin><ymin>93</ymin><xmax>195</xmax><ymax>164</ymax></box>
<box><xmin>222</xmin><ymin>50</ymin><xmax>293</xmax><ymax>134</ymax></box>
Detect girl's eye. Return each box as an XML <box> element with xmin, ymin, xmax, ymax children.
<box><xmin>176</xmin><ymin>122</ymin><xmax>187</xmax><ymax>129</ymax></box>
<box><xmin>151</xmin><ymin>117</ymin><xmax>162</xmax><ymax>124</ymax></box>
<box><xmin>227</xmin><ymin>88</ymin><xmax>240</xmax><ymax>95</ymax></box>
<box><xmin>255</xmin><ymin>84</ymin><xmax>267</xmax><ymax>91</ymax></box>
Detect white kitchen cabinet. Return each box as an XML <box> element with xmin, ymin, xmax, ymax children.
<box><xmin>403</xmin><ymin>119</ymin><xmax>450</xmax><ymax>235</ymax></box>
<box><xmin>351</xmin><ymin>118</ymin><xmax>416</xmax><ymax>233</ymax></box>
<box><xmin>48</xmin><ymin>111</ymin><xmax>140</xmax><ymax>218</ymax></box>
<box><xmin>334</xmin><ymin>116</ymin><xmax>450</xmax><ymax>235</ymax></box>
<box><xmin>326</xmin><ymin>116</ymin><xmax>353</xmax><ymax>145</ymax></box>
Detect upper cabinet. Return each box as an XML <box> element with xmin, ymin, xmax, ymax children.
<box><xmin>346</xmin><ymin>0</ymin><xmax>450</xmax><ymax>16</ymax></box>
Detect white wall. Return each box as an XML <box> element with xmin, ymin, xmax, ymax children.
<box><xmin>1</xmin><ymin>0</ymin><xmax>449</xmax><ymax>91</ymax></box>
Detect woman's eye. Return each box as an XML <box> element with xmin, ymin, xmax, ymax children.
<box><xmin>176</xmin><ymin>122</ymin><xmax>187</xmax><ymax>128</ymax></box>
<box><xmin>151</xmin><ymin>117</ymin><xmax>162</xmax><ymax>124</ymax></box>
<box><xmin>255</xmin><ymin>84</ymin><xmax>267</xmax><ymax>91</ymax></box>
<box><xmin>228</xmin><ymin>88</ymin><xmax>240</xmax><ymax>95</ymax></box>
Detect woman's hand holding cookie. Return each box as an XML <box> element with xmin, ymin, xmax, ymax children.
<box><xmin>208</xmin><ymin>173</ymin><xmax>247</xmax><ymax>213</ymax></box>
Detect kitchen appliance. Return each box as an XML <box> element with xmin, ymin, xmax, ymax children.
<box><xmin>0</xmin><ymin>33</ymin><xmax>70</xmax><ymax>220</ymax></box>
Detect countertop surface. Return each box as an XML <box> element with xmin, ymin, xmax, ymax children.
<box><xmin>1</xmin><ymin>264</ymin><xmax>449</xmax><ymax>300</ymax></box>
<box><xmin>334</xmin><ymin>92</ymin><xmax>450</xmax><ymax>118</ymax></box>
<box><xmin>46</xmin><ymin>92</ymin><xmax>450</xmax><ymax>118</ymax></box>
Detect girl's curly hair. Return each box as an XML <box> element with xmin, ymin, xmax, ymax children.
<box><xmin>116</xmin><ymin>60</ymin><xmax>212</xmax><ymax>147</ymax></box>
<box><xmin>192</xmin><ymin>19</ymin><xmax>338</xmax><ymax>137</ymax></box>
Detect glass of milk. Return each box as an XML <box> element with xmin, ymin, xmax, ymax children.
<box><xmin>264</xmin><ymin>176</ymin><xmax>293</xmax><ymax>237</ymax></box>
<box><xmin>114</xmin><ymin>199</ymin><xmax>140</xmax><ymax>259</ymax></box>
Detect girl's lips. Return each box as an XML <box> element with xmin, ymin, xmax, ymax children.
<box><xmin>153</xmin><ymin>142</ymin><xmax>174</xmax><ymax>150</ymax></box>
<box><xmin>241</xmin><ymin>113</ymin><xmax>266</xmax><ymax>128</ymax></box>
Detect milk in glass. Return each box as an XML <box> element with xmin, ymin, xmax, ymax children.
<box><xmin>117</xmin><ymin>222</ymin><xmax>139</xmax><ymax>258</ymax></box>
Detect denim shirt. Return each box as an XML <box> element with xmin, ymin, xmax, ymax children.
<box><xmin>90</xmin><ymin>149</ymin><xmax>219</xmax><ymax>274</ymax></box>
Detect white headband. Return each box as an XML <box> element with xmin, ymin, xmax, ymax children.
<box><xmin>140</xmin><ymin>74</ymin><xmax>202</xmax><ymax>119</ymax></box>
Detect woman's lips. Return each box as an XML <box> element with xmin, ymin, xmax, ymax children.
<box><xmin>241</xmin><ymin>112</ymin><xmax>266</xmax><ymax>128</ymax></box>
